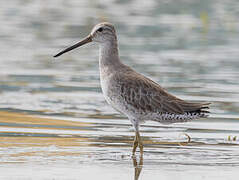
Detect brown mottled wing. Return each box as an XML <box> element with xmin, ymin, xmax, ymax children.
<box><xmin>116</xmin><ymin>71</ymin><xmax>210</xmax><ymax>114</ymax></box>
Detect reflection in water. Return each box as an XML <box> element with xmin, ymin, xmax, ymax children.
<box><xmin>132</xmin><ymin>155</ymin><xmax>143</xmax><ymax>180</ymax></box>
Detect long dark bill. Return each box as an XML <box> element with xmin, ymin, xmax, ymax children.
<box><xmin>53</xmin><ymin>35</ymin><xmax>92</xmax><ymax>57</ymax></box>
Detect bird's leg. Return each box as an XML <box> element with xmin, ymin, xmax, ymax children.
<box><xmin>132</xmin><ymin>131</ymin><xmax>143</xmax><ymax>155</ymax></box>
<box><xmin>132</xmin><ymin>131</ymin><xmax>139</xmax><ymax>155</ymax></box>
<box><xmin>136</xmin><ymin>131</ymin><xmax>144</xmax><ymax>155</ymax></box>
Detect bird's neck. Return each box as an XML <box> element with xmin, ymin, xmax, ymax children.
<box><xmin>99</xmin><ymin>39</ymin><xmax>122</xmax><ymax>71</ymax></box>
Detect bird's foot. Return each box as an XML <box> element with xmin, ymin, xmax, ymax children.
<box><xmin>178</xmin><ymin>133</ymin><xmax>191</xmax><ymax>146</ymax></box>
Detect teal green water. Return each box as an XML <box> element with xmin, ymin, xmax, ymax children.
<box><xmin>0</xmin><ymin>0</ymin><xmax>239</xmax><ymax>179</ymax></box>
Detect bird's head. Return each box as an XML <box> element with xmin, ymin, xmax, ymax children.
<box><xmin>54</xmin><ymin>22</ymin><xmax>116</xmax><ymax>57</ymax></box>
<box><xmin>90</xmin><ymin>22</ymin><xmax>116</xmax><ymax>43</ymax></box>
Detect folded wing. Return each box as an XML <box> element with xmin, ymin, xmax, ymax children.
<box><xmin>116</xmin><ymin>71</ymin><xmax>210</xmax><ymax>115</ymax></box>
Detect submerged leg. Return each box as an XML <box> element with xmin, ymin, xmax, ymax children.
<box><xmin>132</xmin><ymin>153</ymin><xmax>143</xmax><ymax>180</ymax></box>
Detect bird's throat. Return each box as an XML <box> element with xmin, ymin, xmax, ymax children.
<box><xmin>99</xmin><ymin>40</ymin><xmax>121</xmax><ymax>69</ymax></box>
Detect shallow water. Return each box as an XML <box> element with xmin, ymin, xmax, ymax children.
<box><xmin>0</xmin><ymin>0</ymin><xmax>239</xmax><ymax>179</ymax></box>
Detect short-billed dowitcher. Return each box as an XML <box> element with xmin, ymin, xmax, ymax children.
<box><xmin>54</xmin><ymin>22</ymin><xmax>210</xmax><ymax>155</ymax></box>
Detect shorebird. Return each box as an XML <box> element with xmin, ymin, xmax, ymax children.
<box><xmin>54</xmin><ymin>22</ymin><xmax>210</xmax><ymax>155</ymax></box>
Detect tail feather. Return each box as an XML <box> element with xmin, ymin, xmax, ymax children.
<box><xmin>178</xmin><ymin>101</ymin><xmax>211</xmax><ymax>114</ymax></box>
<box><xmin>152</xmin><ymin>102</ymin><xmax>210</xmax><ymax>124</ymax></box>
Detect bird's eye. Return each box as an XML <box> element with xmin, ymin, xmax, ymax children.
<box><xmin>97</xmin><ymin>27</ymin><xmax>103</xmax><ymax>32</ymax></box>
